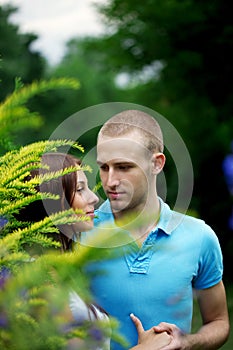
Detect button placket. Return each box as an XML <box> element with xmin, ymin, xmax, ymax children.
<box><xmin>124</xmin><ymin>229</ymin><xmax>158</xmax><ymax>274</ymax></box>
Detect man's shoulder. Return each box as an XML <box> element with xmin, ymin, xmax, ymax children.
<box><xmin>159</xmin><ymin>199</ymin><xmax>207</xmax><ymax>235</ymax></box>
<box><xmin>173</xmin><ymin>211</ymin><xmax>219</xmax><ymax>245</ymax></box>
<box><xmin>174</xmin><ymin>210</ymin><xmax>213</xmax><ymax>233</ymax></box>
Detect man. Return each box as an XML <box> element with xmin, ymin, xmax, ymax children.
<box><xmin>87</xmin><ymin>109</ymin><xmax>229</xmax><ymax>349</ymax></box>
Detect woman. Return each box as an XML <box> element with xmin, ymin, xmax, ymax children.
<box><xmin>21</xmin><ymin>152</ymin><xmax>98</xmax><ymax>252</ymax></box>
<box><xmin>20</xmin><ymin>152</ymin><xmax>171</xmax><ymax>350</ymax></box>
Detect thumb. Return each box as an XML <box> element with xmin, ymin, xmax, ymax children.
<box><xmin>130</xmin><ymin>313</ymin><xmax>144</xmax><ymax>335</ymax></box>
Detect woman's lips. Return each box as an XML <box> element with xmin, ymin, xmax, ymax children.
<box><xmin>86</xmin><ymin>211</ymin><xmax>95</xmax><ymax>219</ymax></box>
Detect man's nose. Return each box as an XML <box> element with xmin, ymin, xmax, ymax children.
<box><xmin>106</xmin><ymin>169</ymin><xmax>120</xmax><ymax>187</ymax></box>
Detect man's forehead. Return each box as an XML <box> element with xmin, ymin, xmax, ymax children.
<box><xmin>97</xmin><ymin>135</ymin><xmax>150</xmax><ymax>164</ymax></box>
<box><xmin>97</xmin><ymin>157</ymin><xmax>136</xmax><ymax>165</ymax></box>
<box><xmin>97</xmin><ymin>133</ymin><xmax>145</xmax><ymax>148</ymax></box>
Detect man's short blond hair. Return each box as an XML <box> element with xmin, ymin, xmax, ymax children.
<box><xmin>98</xmin><ymin>109</ymin><xmax>164</xmax><ymax>152</ymax></box>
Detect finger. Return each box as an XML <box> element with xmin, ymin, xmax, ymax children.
<box><xmin>153</xmin><ymin>332</ymin><xmax>172</xmax><ymax>348</ymax></box>
<box><xmin>153</xmin><ymin>322</ymin><xmax>173</xmax><ymax>334</ymax></box>
<box><xmin>153</xmin><ymin>326</ymin><xmax>164</xmax><ymax>333</ymax></box>
<box><xmin>153</xmin><ymin>326</ymin><xmax>166</xmax><ymax>334</ymax></box>
<box><xmin>130</xmin><ymin>313</ymin><xmax>144</xmax><ymax>335</ymax></box>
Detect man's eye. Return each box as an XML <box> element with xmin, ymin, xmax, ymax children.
<box><xmin>118</xmin><ymin>165</ymin><xmax>131</xmax><ymax>170</ymax></box>
<box><xmin>100</xmin><ymin>165</ymin><xmax>108</xmax><ymax>171</ymax></box>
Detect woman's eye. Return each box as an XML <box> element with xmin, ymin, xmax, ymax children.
<box><xmin>76</xmin><ymin>187</ymin><xmax>83</xmax><ymax>192</ymax></box>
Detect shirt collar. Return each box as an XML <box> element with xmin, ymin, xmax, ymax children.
<box><xmin>157</xmin><ymin>197</ymin><xmax>186</xmax><ymax>235</ymax></box>
<box><xmin>97</xmin><ymin>197</ymin><xmax>184</xmax><ymax>237</ymax></box>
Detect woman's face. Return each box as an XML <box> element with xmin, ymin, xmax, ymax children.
<box><xmin>71</xmin><ymin>171</ymin><xmax>99</xmax><ymax>232</ymax></box>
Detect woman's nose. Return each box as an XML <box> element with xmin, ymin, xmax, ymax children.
<box><xmin>89</xmin><ymin>191</ymin><xmax>99</xmax><ymax>206</ymax></box>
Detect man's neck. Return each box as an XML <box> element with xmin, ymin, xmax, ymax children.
<box><xmin>113</xmin><ymin>198</ymin><xmax>161</xmax><ymax>245</ymax></box>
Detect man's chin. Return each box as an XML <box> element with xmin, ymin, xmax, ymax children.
<box><xmin>109</xmin><ymin>200</ymin><xmax>130</xmax><ymax>214</ymax></box>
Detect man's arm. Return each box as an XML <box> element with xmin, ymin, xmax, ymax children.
<box><xmin>153</xmin><ymin>281</ymin><xmax>230</xmax><ymax>349</ymax></box>
<box><xmin>194</xmin><ymin>281</ymin><xmax>230</xmax><ymax>348</ymax></box>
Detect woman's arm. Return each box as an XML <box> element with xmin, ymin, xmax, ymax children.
<box><xmin>129</xmin><ymin>313</ymin><xmax>171</xmax><ymax>350</ymax></box>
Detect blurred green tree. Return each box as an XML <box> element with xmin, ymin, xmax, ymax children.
<box><xmin>0</xmin><ymin>4</ymin><xmax>46</xmax><ymax>101</ymax></box>
<box><xmin>41</xmin><ymin>37</ymin><xmax>122</xmax><ymax>139</ymax></box>
<box><xmin>93</xmin><ymin>0</ymin><xmax>233</xmax><ymax>150</ymax></box>
<box><xmin>53</xmin><ymin>37</ymin><xmax>120</xmax><ymax>110</ymax></box>
<box><xmin>82</xmin><ymin>0</ymin><xmax>233</xmax><ymax>279</ymax></box>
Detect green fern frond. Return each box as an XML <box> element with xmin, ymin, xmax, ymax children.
<box><xmin>0</xmin><ymin>251</ymin><xmax>31</xmax><ymax>267</ymax></box>
<box><xmin>45</xmin><ymin>336</ymin><xmax>67</xmax><ymax>350</ymax></box>
<box><xmin>0</xmin><ymin>78</ymin><xmax>80</xmax><ymax>110</ymax></box>
<box><xmin>0</xmin><ymin>139</ymin><xmax>84</xmax><ymax>168</ymax></box>
<box><xmin>28</xmin><ymin>298</ymin><xmax>48</xmax><ymax>308</ymax></box>
<box><xmin>92</xmin><ymin>180</ymin><xmax>103</xmax><ymax>193</ymax></box>
<box><xmin>0</xmin><ymin>105</ymin><xmax>42</xmax><ymax>143</ymax></box>
<box><xmin>0</xmin><ymin>137</ymin><xmax>94</xmax><ymax>264</ymax></box>
<box><xmin>0</xmin><ymin>165</ymin><xmax>86</xmax><ymax>192</ymax></box>
<box><xmin>0</xmin><ymin>193</ymin><xmax>59</xmax><ymax>216</ymax></box>
<box><xmin>0</xmin><ymin>209</ymin><xmax>90</xmax><ymax>254</ymax></box>
<box><xmin>15</xmin><ymin>312</ymin><xmax>39</xmax><ymax>330</ymax></box>
<box><xmin>0</xmin><ymin>78</ymin><xmax>80</xmax><ymax>151</ymax></box>
<box><xmin>0</xmin><ymin>106</ymin><xmax>42</xmax><ymax>128</ymax></box>
<box><xmin>43</xmin><ymin>139</ymin><xmax>84</xmax><ymax>153</ymax></box>
<box><xmin>14</xmin><ymin>77</ymin><xmax>24</xmax><ymax>91</ymax></box>
<box><xmin>0</xmin><ymin>139</ymin><xmax>88</xmax><ymax>222</ymax></box>
<box><xmin>0</xmin><ymin>226</ymin><xmax>59</xmax><ymax>258</ymax></box>
<box><xmin>0</xmin><ymin>230</ymin><xmax>23</xmax><ymax>253</ymax></box>
<box><xmin>0</xmin><ymin>187</ymin><xmax>28</xmax><ymax>200</ymax></box>
<box><xmin>34</xmin><ymin>166</ymin><xmax>83</xmax><ymax>184</ymax></box>
<box><xmin>44</xmin><ymin>209</ymin><xmax>88</xmax><ymax>227</ymax></box>
<box><xmin>19</xmin><ymin>231</ymin><xmax>61</xmax><ymax>248</ymax></box>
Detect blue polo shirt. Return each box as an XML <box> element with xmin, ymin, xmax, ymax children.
<box><xmin>85</xmin><ymin>199</ymin><xmax>223</xmax><ymax>349</ymax></box>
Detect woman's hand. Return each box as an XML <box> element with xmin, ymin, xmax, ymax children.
<box><xmin>129</xmin><ymin>313</ymin><xmax>171</xmax><ymax>350</ymax></box>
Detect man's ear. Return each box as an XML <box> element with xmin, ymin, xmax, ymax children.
<box><xmin>151</xmin><ymin>153</ymin><xmax>166</xmax><ymax>175</ymax></box>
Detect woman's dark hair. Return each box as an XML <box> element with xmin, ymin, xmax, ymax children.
<box><xmin>18</xmin><ymin>153</ymin><xmax>107</xmax><ymax>318</ymax></box>
<box><xmin>19</xmin><ymin>152</ymin><xmax>81</xmax><ymax>251</ymax></box>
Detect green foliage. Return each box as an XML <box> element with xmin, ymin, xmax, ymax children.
<box><xmin>30</xmin><ymin>37</ymin><xmax>123</xmax><ymax>145</ymax></box>
<box><xmin>0</xmin><ymin>77</ymin><xmax>80</xmax><ymax>152</ymax></box>
<box><xmin>0</xmin><ymin>77</ymin><xmax>127</xmax><ymax>348</ymax></box>
<box><xmin>94</xmin><ymin>0</ymin><xmax>233</xmax><ymax>149</ymax></box>
<box><xmin>0</xmin><ymin>75</ymin><xmax>82</xmax><ymax>268</ymax></box>
<box><xmin>0</xmin><ymin>139</ymin><xmax>85</xmax><ymax>267</ymax></box>
<box><xmin>52</xmin><ymin>37</ymin><xmax>118</xmax><ymax>107</ymax></box>
<box><xmin>0</xmin><ymin>250</ymin><xmax>124</xmax><ymax>350</ymax></box>
<box><xmin>0</xmin><ymin>4</ymin><xmax>46</xmax><ymax>102</ymax></box>
<box><xmin>0</xmin><ymin>204</ymin><xmax>128</xmax><ymax>348</ymax></box>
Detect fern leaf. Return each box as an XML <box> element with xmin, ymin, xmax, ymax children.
<box><xmin>0</xmin><ymin>78</ymin><xmax>80</xmax><ymax>110</ymax></box>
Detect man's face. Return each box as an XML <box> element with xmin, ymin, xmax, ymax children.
<box><xmin>97</xmin><ymin>133</ymin><xmax>154</xmax><ymax>216</ymax></box>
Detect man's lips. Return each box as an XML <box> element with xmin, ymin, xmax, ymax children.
<box><xmin>107</xmin><ymin>191</ymin><xmax>125</xmax><ymax>200</ymax></box>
